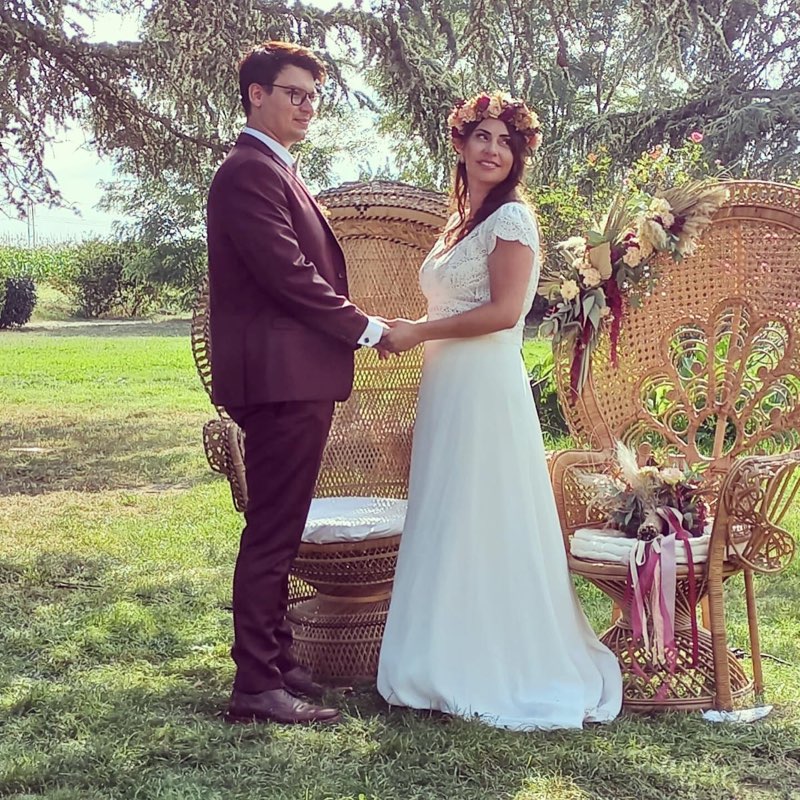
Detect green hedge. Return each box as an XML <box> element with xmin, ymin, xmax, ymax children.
<box><xmin>0</xmin><ymin>239</ymin><xmax>200</xmax><ymax>319</ymax></box>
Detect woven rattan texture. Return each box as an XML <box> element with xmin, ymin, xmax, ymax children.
<box><xmin>556</xmin><ymin>181</ymin><xmax>800</xmax><ymax>466</ymax></box>
<box><xmin>288</xmin><ymin>535</ymin><xmax>402</xmax><ymax>681</ymax></box>
<box><xmin>314</xmin><ymin>231</ymin><xmax>430</xmax><ymax>500</ymax></box>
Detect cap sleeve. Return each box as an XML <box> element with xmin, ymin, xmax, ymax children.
<box><xmin>481</xmin><ymin>202</ymin><xmax>539</xmax><ymax>255</ymax></box>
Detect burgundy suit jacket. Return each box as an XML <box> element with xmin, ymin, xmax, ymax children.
<box><xmin>206</xmin><ymin>133</ymin><xmax>369</xmax><ymax>407</ymax></box>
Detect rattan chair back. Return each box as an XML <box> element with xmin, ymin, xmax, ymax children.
<box><xmin>555</xmin><ymin>181</ymin><xmax>800</xmax><ymax>476</ymax></box>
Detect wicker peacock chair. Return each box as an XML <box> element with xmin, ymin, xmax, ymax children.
<box><xmin>549</xmin><ymin>180</ymin><xmax>800</xmax><ymax>711</ymax></box>
<box><xmin>192</xmin><ymin>180</ymin><xmax>448</xmax><ymax>683</ymax></box>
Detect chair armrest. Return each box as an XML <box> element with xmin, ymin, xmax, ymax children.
<box><xmin>203</xmin><ymin>418</ymin><xmax>248</xmax><ymax>513</ymax></box>
<box><xmin>548</xmin><ymin>448</ymin><xmax>615</xmax><ymax>548</ymax></box>
<box><xmin>714</xmin><ymin>450</ymin><xmax>800</xmax><ymax>574</ymax></box>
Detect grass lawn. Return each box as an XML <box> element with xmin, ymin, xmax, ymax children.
<box><xmin>1</xmin><ymin>319</ymin><xmax>799</xmax><ymax>800</ymax></box>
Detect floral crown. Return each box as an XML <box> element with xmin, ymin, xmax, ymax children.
<box><xmin>447</xmin><ymin>92</ymin><xmax>543</xmax><ymax>152</ymax></box>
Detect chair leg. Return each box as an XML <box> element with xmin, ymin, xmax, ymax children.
<box><xmin>743</xmin><ymin>568</ymin><xmax>764</xmax><ymax>699</ymax></box>
<box><xmin>700</xmin><ymin>597</ymin><xmax>710</xmax><ymax>627</ymax></box>
<box><xmin>707</xmin><ymin>568</ymin><xmax>734</xmax><ymax>711</ymax></box>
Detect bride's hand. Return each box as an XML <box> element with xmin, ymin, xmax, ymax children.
<box><xmin>382</xmin><ymin>319</ymin><xmax>423</xmax><ymax>353</ymax></box>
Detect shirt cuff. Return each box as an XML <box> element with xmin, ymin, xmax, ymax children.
<box><xmin>358</xmin><ymin>316</ymin><xmax>386</xmax><ymax>347</ymax></box>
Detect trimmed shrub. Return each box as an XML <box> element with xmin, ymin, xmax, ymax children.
<box><xmin>0</xmin><ymin>276</ymin><xmax>37</xmax><ymax>328</ymax></box>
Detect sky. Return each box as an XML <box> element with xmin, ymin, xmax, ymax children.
<box><xmin>0</xmin><ymin>1</ymin><xmax>374</xmax><ymax>245</ymax></box>
<box><xmin>0</xmin><ymin>12</ymin><xmax>141</xmax><ymax>244</ymax></box>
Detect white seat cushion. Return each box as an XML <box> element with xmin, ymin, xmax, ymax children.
<box><xmin>302</xmin><ymin>497</ymin><xmax>407</xmax><ymax>544</ymax></box>
<box><xmin>570</xmin><ymin>527</ymin><xmax>712</xmax><ymax>564</ymax></box>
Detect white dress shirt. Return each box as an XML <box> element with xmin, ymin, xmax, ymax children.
<box><xmin>241</xmin><ymin>127</ymin><xmax>385</xmax><ymax>348</ymax></box>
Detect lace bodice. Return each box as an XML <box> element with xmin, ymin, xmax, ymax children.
<box><xmin>419</xmin><ymin>202</ymin><xmax>540</xmax><ymax>342</ymax></box>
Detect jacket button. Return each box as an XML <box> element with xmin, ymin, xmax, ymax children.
<box><xmin>337</xmin><ymin>271</ymin><xmax>345</xmax><ymax>279</ymax></box>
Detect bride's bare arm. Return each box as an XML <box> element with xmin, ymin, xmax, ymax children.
<box><xmin>383</xmin><ymin>238</ymin><xmax>534</xmax><ymax>351</ymax></box>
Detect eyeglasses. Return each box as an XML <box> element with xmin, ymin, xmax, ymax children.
<box><xmin>269</xmin><ymin>83</ymin><xmax>321</xmax><ymax>109</ymax></box>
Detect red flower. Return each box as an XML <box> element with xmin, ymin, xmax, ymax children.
<box><xmin>475</xmin><ymin>95</ymin><xmax>491</xmax><ymax>112</ymax></box>
<box><xmin>498</xmin><ymin>106</ymin><xmax>516</xmax><ymax>122</ymax></box>
<box><xmin>689</xmin><ymin>131</ymin><xmax>704</xmax><ymax>143</ymax></box>
<box><xmin>671</xmin><ymin>214</ymin><xmax>686</xmax><ymax>234</ymax></box>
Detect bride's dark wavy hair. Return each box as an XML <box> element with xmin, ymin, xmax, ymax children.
<box><xmin>445</xmin><ymin>119</ymin><xmax>529</xmax><ymax>249</ymax></box>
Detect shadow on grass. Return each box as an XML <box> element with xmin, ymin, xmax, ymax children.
<box><xmin>1</xmin><ymin>550</ymin><xmax>799</xmax><ymax>800</ymax></box>
<box><xmin>0</xmin><ymin>415</ymin><xmax>212</xmax><ymax>496</ymax></box>
<box><xmin>16</xmin><ymin>318</ymin><xmax>192</xmax><ymax>338</ymax></box>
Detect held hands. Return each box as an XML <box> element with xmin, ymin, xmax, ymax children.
<box><xmin>375</xmin><ymin>318</ymin><xmax>422</xmax><ymax>358</ymax></box>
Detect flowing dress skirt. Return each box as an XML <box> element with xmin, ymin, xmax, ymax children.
<box><xmin>377</xmin><ymin>334</ymin><xmax>622</xmax><ymax>730</ymax></box>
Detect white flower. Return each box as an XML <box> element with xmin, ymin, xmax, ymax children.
<box><xmin>660</xmin><ymin>467</ymin><xmax>685</xmax><ymax>485</ymax></box>
<box><xmin>622</xmin><ymin>245</ymin><xmax>643</xmax><ymax>267</ymax></box>
<box><xmin>560</xmin><ymin>279</ymin><xmax>580</xmax><ymax>301</ymax></box>
<box><xmin>649</xmin><ymin>197</ymin><xmax>672</xmax><ymax>216</ymax></box>
<box><xmin>648</xmin><ymin>197</ymin><xmax>674</xmax><ymax>228</ymax></box>
<box><xmin>637</xmin><ymin>218</ymin><xmax>669</xmax><ymax>251</ymax></box>
<box><xmin>639</xmin><ymin>466</ymin><xmax>660</xmax><ymax>478</ymax></box>
<box><xmin>580</xmin><ymin>266</ymin><xmax>602</xmax><ymax>288</ymax></box>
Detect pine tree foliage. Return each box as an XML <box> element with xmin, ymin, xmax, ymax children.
<box><xmin>2</xmin><ymin>0</ymin><xmax>798</xmax><ymax>217</ymax></box>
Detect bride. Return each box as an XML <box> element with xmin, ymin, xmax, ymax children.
<box><xmin>376</xmin><ymin>92</ymin><xmax>622</xmax><ymax>730</ymax></box>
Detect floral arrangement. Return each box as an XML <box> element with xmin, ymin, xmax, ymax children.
<box><xmin>580</xmin><ymin>442</ymin><xmax>710</xmax><ymax>673</ymax></box>
<box><xmin>581</xmin><ymin>442</ymin><xmax>709</xmax><ymax>541</ymax></box>
<box><xmin>448</xmin><ymin>91</ymin><xmax>542</xmax><ymax>152</ymax></box>
<box><xmin>538</xmin><ymin>169</ymin><xmax>729</xmax><ymax>400</ymax></box>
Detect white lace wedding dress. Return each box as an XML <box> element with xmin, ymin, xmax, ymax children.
<box><xmin>376</xmin><ymin>202</ymin><xmax>622</xmax><ymax>730</ymax></box>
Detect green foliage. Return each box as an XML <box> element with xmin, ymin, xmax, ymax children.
<box><xmin>0</xmin><ymin>244</ymin><xmax>75</xmax><ymax>283</ymax></box>
<box><xmin>4</xmin><ymin>0</ymin><xmax>800</xmax><ymax>223</ymax></box>
<box><xmin>523</xmin><ymin>340</ymin><xmax>569</xmax><ymax>440</ymax></box>
<box><xmin>50</xmin><ymin>240</ymin><xmax>160</xmax><ymax>319</ymax></box>
<box><xmin>0</xmin><ymin>276</ymin><xmax>37</xmax><ymax>329</ymax></box>
<box><xmin>626</xmin><ymin>138</ymin><xmax>719</xmax><ymax>194</ymax></box>
<box><xmin>0</xmin><ymin>246</ymin><xmax>59</xmax><ymax>328</ymax></box>
<box><xmin>124</xmin><ymin>238</ymin><xmax>206</xmax><ymax>311</ymax></box>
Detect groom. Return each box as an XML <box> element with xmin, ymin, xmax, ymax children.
<box><xmin>206</xmin><ymin>41</ymin><xmax>389</xmax><ymax>725</ymax></box>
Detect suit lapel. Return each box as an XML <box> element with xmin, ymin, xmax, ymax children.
<box><xmin>236</xmin><ymin>135</ymin><xmax>344</xmax><ymax>261</ymax></box>
<box><xmin>292</xmin><ymin>179</ymin><xmax>345</xmax><ymax>263</ymax></box>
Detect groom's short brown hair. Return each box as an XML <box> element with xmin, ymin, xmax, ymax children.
<box><xmin>238</xmin><ymin>41</ymin><xmax>327</xmax><ymax>115</ymax></box>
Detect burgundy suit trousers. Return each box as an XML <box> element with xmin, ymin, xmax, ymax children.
<box><xmin>226</xmin><ymin>400</ymin><xmax>334</xmax><ymax>692</ymax></box>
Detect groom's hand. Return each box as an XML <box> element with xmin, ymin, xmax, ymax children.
<box><xmin>375</xmin><ymin>317</ymin><xmax>398</xmax><ymax>358</ymax></box>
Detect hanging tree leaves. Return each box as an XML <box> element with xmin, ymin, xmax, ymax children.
<box><xmin>2</xmin><ymin>0</ymin><xmax>798</xmax><ymax>218</ymax></box>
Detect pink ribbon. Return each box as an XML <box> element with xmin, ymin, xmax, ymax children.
<box><xmin>658</xmin><ymin>506</ymin><xmax>699</xmax><ymax>666</ymax></box>
<box><xmin>623</xmin><ymin>507</ymin><xmax>700</xmax><ymax>692</ymax></box>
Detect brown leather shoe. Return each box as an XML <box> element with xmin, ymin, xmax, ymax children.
<box><xmin>283</xmin><ymin>666</ymin><xmax>325</xmax><ymax>701</ymax></box>
<box><xmin>225</xmin><ymin>688</ymin><xmax>341</xmax><ymax>725</ymax></box>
